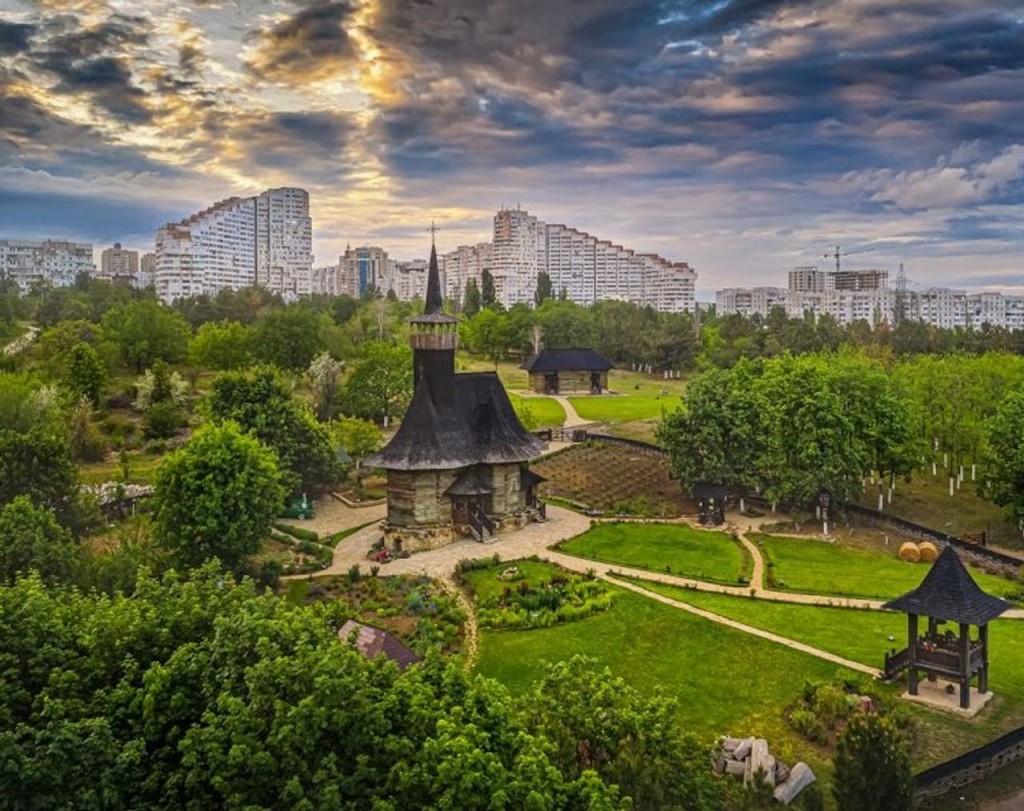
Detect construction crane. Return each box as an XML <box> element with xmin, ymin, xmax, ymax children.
<box><xmin>823</xmin><ymin>245</ymin><xmax>874</xmax><ymax>273</ymax></box>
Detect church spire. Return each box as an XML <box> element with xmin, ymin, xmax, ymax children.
<box><xmin>424</xmin><ymin>229</ymin><xmax>443</xmax><ymax>314</ymax></box>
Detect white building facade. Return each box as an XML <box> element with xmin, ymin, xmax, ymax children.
<box><xmin>0</xmin><ymin>239</ymin><xmax>94</xmax><ymax>291</ymax></box>
<box><xmin>489</xmin><ymin>208</ymin><xmax>697</xmax><ymax>312</ymax></box>
<box><xmin>154</xmin><ymin>187</ymin><xmax>312</xmax><ymax>303</ymax></box>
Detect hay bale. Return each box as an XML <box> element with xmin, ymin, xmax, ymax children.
<box><xmin>898</xmin><ymin>542</ymin><xmax>920</xmax><ymax>563</ymax></box>
<box><xmin>918</xmin><ymin>541</ymin><xmax>939</xmax><ymax>562</ymax></box>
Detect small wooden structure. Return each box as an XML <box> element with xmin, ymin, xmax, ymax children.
<box><xmin>365</xmin><ymin>241</ymin><xmax>546</xmax><ymax>554</ymax></box>
<box><xmin>338</xmin><ymin>620</ymin><xmax>421</xmax><ymax>671</ymax></box>
<box><xmin>521</xmin><ymin>348</ymin><xmax>613</xmax><ymax>394</ymax></box>
<box><xmin>882</xmin><ymin>546</ymin><xmax>1008</xmax><ymax>709</ymax></box>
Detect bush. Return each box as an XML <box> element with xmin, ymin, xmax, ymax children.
<box><xmin>273</xmin><ymin>522</ymin><xmax>320</xmax><ymax>543</ymax></box>
<box><xmin>143</xmin><ymin>401</ymin><xmax>184</xmax><ymax>440</ymax></box>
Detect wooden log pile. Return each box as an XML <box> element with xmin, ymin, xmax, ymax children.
<box><xmin>714</xmin><ymin>737</ymin><xmax>816</xmax><ymax>804</ymax></box>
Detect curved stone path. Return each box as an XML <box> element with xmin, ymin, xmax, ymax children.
<box><xmin>514</xmin><ymin>390</ymin><xmax>592</xmax><ymax>428</ymax></box>
<box><xmin>295</xmin><ymin>501</ymin><xmax>1024</xmax><ymax>676</ymax></box>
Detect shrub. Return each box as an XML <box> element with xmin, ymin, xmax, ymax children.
<box><xmin>143</xmin><ymin>401</ymin><xmax>184</xmax><ymax>440</ymax></box>
<box><xmin>346</xmin><ymin>564</ymin><xmax>361</xmax><ymax>584</ymax></box>
<box><xmin>273</xmin><ymin>522</ymin><xmax>320</xmax><ymax>543</ymax></box>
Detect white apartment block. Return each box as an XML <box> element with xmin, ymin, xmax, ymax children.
<box><xmin>154</xmin><ymin>188</ymin><xmax>312</xmax><ymax>303</ymax></box>
<box><xmin>490</xmin><ymin>208</ymin><xmax>697</xmax><ymax>312</ymax></box>
<box><xmin>97</xmin><ymin>242</ymin><xmax>139</xmax><ymax>284</ymax></box>
<box><xmin>138</xmin><ymin>253</ymin><xmax>155</xmax><ymax>289</ymax></box>
<box><xmin>717</xmin><ymin>282</ymin><xmax>1024</xmax><ymax>331</ymax></box>
<box><xmin>441</xmin><ymin>242</ymin><xmax>492</xmax><ymax>303</ymax></box>
<box><xmin>256</xmin><ymin>188</ymin><xmax>313</xmax><ymax>298</ymax></box>
<box><xmin>385</xmin><ymin>260</ymin><xmax>428</xmax><ymax>302</ymax></box>
<box><xmin>0</xmin><ymin>239</ymin><xmax>94</xmax><ymax>291</ymax></box>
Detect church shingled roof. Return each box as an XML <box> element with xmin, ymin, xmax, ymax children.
<box><xmin>882</xmin><ymin>545</ymin><xmax>1009</xmax><ymax>625</ymax></box>
<box><xmin>365</xmin><ymin>372</ymin><xmax>546</xmax><ymax>471</ymax></box>
<box><xmin>521</xmin><ymin>348</ymin><xmax>614</xmax><ymax>373</ymax></box>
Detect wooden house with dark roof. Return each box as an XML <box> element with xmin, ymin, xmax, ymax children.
<box><xmin>882</xmin><ymin>546</ymin><xmax>1009</xmax><ymax>709</ymax></box>
<box><xmin>364</xmin><ymin>241</ymin><xmax>547</xmax><ymax>554</ymax></box>
<box><xmin>338</xmin><ymin>620</ymin><xmax>421</xmax><ymax>671</ymax></box>
<box><xmin>521</xmin><ymin>348</ymin><xmax>613</xmax><ymax>394</ymax></box>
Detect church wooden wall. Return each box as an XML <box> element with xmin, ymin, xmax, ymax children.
<box><xmin>528</xmin><ymin>370</ymin><xmax>608</xmax><ymax>393</ymax></box>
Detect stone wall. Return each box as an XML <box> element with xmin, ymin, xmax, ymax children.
<box><xmin>915</xmin><ymin>725</ymin><xmax>1024</xmax><ymax>803</ymax></box>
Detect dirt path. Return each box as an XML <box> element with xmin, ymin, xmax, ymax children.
<box><xmin>437</xmin><ymin>574</ymin><xmax>478</xmax><ymax>670</ymax></box>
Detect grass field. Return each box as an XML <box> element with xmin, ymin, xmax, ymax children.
<box><xmin>558</xmin><ymin>522</ymin><xmax>750</xmax><ymax>584</ymax></box>
<box><xmin>568</xmin><ymin>369</ymin><xmax>687</xmax><ymax>423</ymax></box>
<box><xmin>474</xmin><ymin>584</ymin><xmax>851</xmax><ymax>780</ymax></box>
<box><xmin>461</xmin><ymin>558</ymin><xmax>565</xmax><ymax>602</ymax></box>
<box><xmin>611</xmin><ymin>577</ymin><xmax>1024</xmax><ymax>771</ymax></box>
<box><xmin>757</xmin><ymin>533</ymin><xmax>1021</xmax><ymax>601</ymax></box>
<box><xmin>80</xmin><ymin>451</ymin><xmax>165</xmax><ymax>484</ymax></box>
<box><xmin>507</xmin><ymin>392</ymin><xmax>566</xmax><ymax>427</ymax></box>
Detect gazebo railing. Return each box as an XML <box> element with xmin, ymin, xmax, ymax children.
<box><xmin>884</xmin><ymin>641</ymin><xmax>985</xmax><ymax>681</ymax></box>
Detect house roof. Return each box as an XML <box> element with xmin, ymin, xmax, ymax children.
<box><xmin>365</xmin><ymin>371</ymin><xmax>546</xmax><ymax>471</ymax></box>
<box><xmin>338</xmin><ymin>620</ymin><xmax>422</xmax><ymax>671</ymax></box>
<box><xmin>520</xmin><ymin>348</ymin><xmax>614</xmax><ymax>373</ymax></box>
<box><xmin>882</xmin><ymin>546</ymin><xmax>1009</xmax><ymax>625</ymax></box>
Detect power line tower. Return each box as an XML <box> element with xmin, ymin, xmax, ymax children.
<box><xmin>894</xmin><ymin>262</ymin><xmax>908</xmax><ymax>326</ymax></box>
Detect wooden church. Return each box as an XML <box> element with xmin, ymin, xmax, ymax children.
<box><xmin>365</xmin><ymin>242</ymin><xmax>547</xmax><ymax>554</ymax></box>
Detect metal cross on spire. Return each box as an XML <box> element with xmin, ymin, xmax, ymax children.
<box><xmin>427</xmin><ymin>220</ymin><xmax>441</xmax><ymax>246</ymax></box>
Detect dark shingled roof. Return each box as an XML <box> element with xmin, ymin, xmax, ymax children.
<box><xmin>445</xmin><ymin>468</ymin><xmax>494</xmax><ymax>496</ymax></box>
<box><xmin>883</xmin><ymin>546</ymin><xmax>1009</xmax><ymax>625</ymax></box>
<box><xmin>520</xmin><ymin>348</ymin><xmax>613</xmax><ymax>373</ymax></box>
<box><xmin>339</xmin><ymin>620</ymin><xmax>422</xmax><ymax>671</ymax></box>
<box><xmin>410</xmin><ymin>242</ymin><xmax>456</xmax><ymax>326</ymax></box>
<box><xmin>365</xmin><ymin>371</ymin><xmax>546</xmax><ymax>470</ymax></box>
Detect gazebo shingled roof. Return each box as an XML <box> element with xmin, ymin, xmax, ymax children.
<box><xmin>520</xmin><ymin>348</ymin><xmax>613</xmax><ymax>373</ymax></box>
<box><xmin>883</xmin><ymin>546</ymin><xmax>1009</xmax><ymax>626</ymax></box>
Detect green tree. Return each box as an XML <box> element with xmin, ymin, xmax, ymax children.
<box><xmin>251</xmin><ymin>307</ymin><xmax>329</xmax><ymax>371</ymax></box>
<box><xmin>101</xmin><ymin>300</ymin><xmax>191</xmax><ymax>371</ymax></box>
<box><xmin>527</xmin><ymin>656</ymin><xmax>723</xmax><ymax>810</ymax></box>
<box><xmin>330</xmin><ymin>416</ymin><xmax>383</xmax><ymax>464</ymax></box>
<box><xmin>0</xmin><ymin>496</ymin><xmax>77</xmax><ymax>585</ymax></box>
<box><xmin>833</xmin><ymin>713</ymin><xmax>913</xmax><ymax>811</ymax></box>
<box><xmin>340</xmin><ymin>341</ymin><xmax>414</xmax><ymax>426</ymax></box>
<box><xmin>208</xmin><ymin>367</ymin><xmax>343</xmax><ymax>492</ymax></box>
<box><xmin>187</xmin><ymin>320</ymin><xmax>253</xmax><ymax>370</ymax></box>
<box><xmin>307</xmin><ymin>351</ymin><xmax>346</xmax><ymax>422</ymax></box>
<box><xmin>63</xmin><ymin>342</ymin><xmax>106</xmax><ymax>406</ymax></box>
<box><xmin>153</xmin><ymin>422</ymin><xmax>284</xmax><ymax>569</ymax></box>
<box><xmin>535</xmin><ymin>270</ymin><xmax>553</xmax><ymax>305</ymax></box>
<box><xmin>463</xmin><ymin>278</ymin><xmax>482</xmax><ymax>316</ymax></box>
<box><xmin>982</xmin><ymin>386</ymin><xmax>1024</xmax><ymax>523</ymax></box>
<box><xmin>0</xmin><ymin>426</ymin><xmax>80</xmax><ymax>530</ymax></box>
<box><xmin>481</xmin><ymin>268</ymin><xmax>496</xmax><ymax>308</ymax></box>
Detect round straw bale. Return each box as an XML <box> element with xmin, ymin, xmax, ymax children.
<box><xmin>898</xmin><ymin>542</ymin><xmax>920</xmax><ymax>563</ymax></box>
<box><xmin>918</xmin><ymin>541</ymin><xmax>939</xmax><ymax>563</ymax></box>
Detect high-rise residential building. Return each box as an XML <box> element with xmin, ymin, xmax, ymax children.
<box><xmin>0</xmin><ymin>239</ymin><xmax>94</xmax><ymax>291</ymax></box>
<box><xmin>154</xmin><ymin>187</ymin><xmax>312</xmax><ymax>303</ymax></box>
<box><xmin>311</xmin><ymin>264</ymin><xmax>342</xmax><ymax>296</ymax></box>
<box><xmin>387</xmin><ymin>259</ymin><xmax>428</xmax><ymax>302</ymax></box>
<box><xmin>138</xmin><ymin>253</ymin><xmax>156</xmax><ymax>289</ymax></box>
<box><xmin>256</xmin><ymin>188</ymin><xmax>313</xmax><ymax>298</ymax></box>
<box><xmin>441</xmin><ymin>242</ymin><xmax>492</xmax><ymax>304</ymax></box>
<box><xmin>788</xmin><ymin>266</ymin><xmax>828</xmax><ymax>293</ymax></box>
<box><xmin>832</xmin><ymin>268</ymin><xmax>888</xmax><ymax>291</ymax></box>
<box><xmin>338</xmin><ymin>246</ymin><xmax>389</xmax><ymax>298</ymax></box>
<box><xmin>98</xmin><ymin>242</ymin><xmax>139</xmax><ymax>283</ymax></box>
<box><xmin>489</xmin><ymin>208</ymin><xmax>697</xmax><ymax>312</ymax></box>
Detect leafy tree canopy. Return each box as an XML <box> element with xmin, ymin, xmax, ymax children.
<box><xmin>187</xmin><ymin>320</ymin><xmax>253</xmax><ymax>370</ymax></box>
<box><xmin>340</xmin><ymin>341</ymin><xmax>413</xmax><ymax>426</ymax></box>
<box><xmin>101</xmin><ymin>300</ymin><xmax>191</xmax><ymax>372</ymax></box>
<box><xmin>153</xmin><ymin>421</ymin><xmax>284</xmax><ymax>569</ymax></box>
<box><xmin>250</xmin><ymin>306</ymin><xmax>330</xmax><ymax>371</ymax></box>
<box><xmin>0</xmin><ymin>495</ymin><xmax>76</xmax><ymax>585</ymax></box>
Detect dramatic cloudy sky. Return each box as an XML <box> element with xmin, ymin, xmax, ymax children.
<box><xmin>1</xmin><ymin>0</ymin><xmax>1022</xmax><ymax>294</ymax></box>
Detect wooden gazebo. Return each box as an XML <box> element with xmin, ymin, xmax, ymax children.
<box><xmin>882</xmin><ymin>546</ymin><xmax>1008</xmax><ymax>709</ymax></box>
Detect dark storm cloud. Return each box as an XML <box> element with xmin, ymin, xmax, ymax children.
<box><xmin>244</xmin><ymin>0</ymin><xmax>356</xmax><ymax>84</ymax></box>
<box><xmin>0</xmin><ymin>21</ymin><xmax>35</xmax><ymax>55</ymax></box>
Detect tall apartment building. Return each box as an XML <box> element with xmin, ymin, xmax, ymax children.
<box><xmin>490</xmin><ymin>208</ymin><xmax>697</xmax><ymax>312</ymax></box>
<box><xmin>789</xmin><ymin>266</ymin><xmax>887</xmax><ymax>293</ymax></box>
<box><xmin>788</xmin><ymin>266</ymin><xmax>828</xmax><ymax>293</ymax></box>
<box><xmin>0</xmin><ymin>239</ymin><xmax>94</xmax><ymax>291</ymax></box>
<box><xmin>441</xmin><ymin>242</ymin><xmax>492</xmax><ymax>304</ymax></box>
<box><xmin>336</xmin><ymin>246</ymin><xmax>389</xmax><ymax>298</ymax></box>
<box><xmin>386</xmin><ymin>259</ymin><xmax>428</xmax><ymax>301</ymax></box>
<box><xmin>256</xmin><ymin>188</ymin><xmax>313</xmax><ymax>298</ymax></box>
<box><xmin>139</xmin><ymin>253</ymin><xmax>155</xmax><ymax>289</ymax></box>
<box><xmin>154</xmin><ymin>187</ymin><xmax>312</xmax><ymax>303</ymax></box>
<box><xmin>97</xmin><ymin>242</ymin><xmax>139</xmax><ymax>283</ymax></box>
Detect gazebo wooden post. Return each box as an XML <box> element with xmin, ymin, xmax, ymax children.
<box><xmin>959</xmin><ymin>622</ymin><xmax>971</xmax><ymax>709</ymax></box>
<box><xmin>979</xmin><ymin>624</ymin><xmax>990</xmax><ymax>694</ymax></box>
<box><xmin>908</xmin><ymin>613</ymin><xmax>919</xmax><ymax>695</ymax></box>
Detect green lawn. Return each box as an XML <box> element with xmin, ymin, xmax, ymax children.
<box><xmin>757</xmin><ymin>534</ymin><xmax>1021</xmax><ymax>601</ymax></box>
<box><xmin>80</xmin><ymin>451</ymin><xmax>165</xmax><ymax>485</ymax></box>
<box><xmin>559</xmin><ymin>521</ymin><xmax>749</xmax><ymax>584</ymax></box>
<box><xmin>507</xmin><ymin>393</ymin><xmax>566</xmax><ymax>428</ymax></box>
<box><xmin>612</xmin><ymin>577</ymin><xmax>1024</xmax><ymax>771</ymax></box>
<box><xmin>461</xmin><ymin>558</ymin><xmax>565</xmax><ymax>602</ymax></box>
<box><xmin>475</xmin><ymin>586</ymin><xmax>852</xmax><ymax>780</ymax></box>
<box><xmin>619</xmin><ymin>577</ymin><xmax>905</xmax><ymax>668</ymax></box>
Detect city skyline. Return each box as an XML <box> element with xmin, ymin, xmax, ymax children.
<box><xmin>1</xmin><ymin>0</ymin><xmax>1022</xmax><ymax>294</ymax></box>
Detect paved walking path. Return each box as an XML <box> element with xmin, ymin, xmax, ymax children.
<box><xmin>514</xmin><ymin>390</ymin><xmax>591</xmax><ymax>428</ymax></box>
